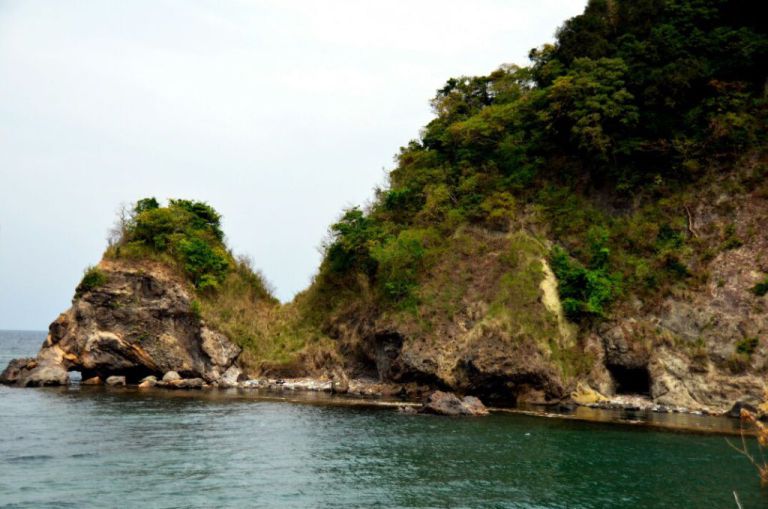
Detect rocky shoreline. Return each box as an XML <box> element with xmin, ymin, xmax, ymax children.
<box><xmin>4</xmin><ymin>346</ymin><xmax>761</xmax><ymax>431</ymax></box>
<box><xmin>3</xmin><ymin>257</ymin><xmax>765</xmax><ymax>426</ymax></box>
<box><xmin>21</xmin><ymin>368</ymin><xmax>759</xmax><ymax>423</ymax></box>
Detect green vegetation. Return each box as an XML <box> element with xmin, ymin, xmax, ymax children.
<box><xmin>196</xmin><ymin>255</ymin><xmax>334</xmax><ymax>373</ymax></box>
<box><xmin>736</xmin><ymin>336</ymin><xmax>759</xmax><ymax>356</ymax></box>
<box><xmin>308</xmin><ymin>0</ymin><xmax>767</xmax><ymax>331</ymax></box>
<box><xmin>550</xmin><ymin>245</ymin><xmax>618</xmax><ymax>322</ymax></box>
<box><xmin>106</xmin><ymin>198</ymin><xmax>324</xmax><ymax>371</ymax></box>
<box><xmin>76</xmin><ymin>266</ymin><xmax>108</xmax><ymax>297</ymax></box>
<box><xmin>109</xmin><ymin>198</ymin><xmax>231</xmax><ymax>291</ymax></box>
<box><xmin>752</xmin><ymin>278</ymin><xmax>768</xmax><ymax>297</ymax></box>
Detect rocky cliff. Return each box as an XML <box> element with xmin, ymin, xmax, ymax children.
<box><xmin>308</xmin><ymin>177</ymin><xmax>768</xmax><ymax>413</ymax></box>
<box><xmin>583</xmin><ymin>177</ymin><xmax>768</xmax><ymax>412</ymax></box>
<box><xmin>320</xmin><ymin>228</ymin><xmax>578</xmax><ymax>406</ymax></box>
<box><xmin>2</xmin><ymin>184</ymin><xmax>766</xmax><ymax>414</ymax></box>
<box><xmin>1</xmin><ymin>259</ymin><xmax>241</xmax><ymax>387</ymax></box>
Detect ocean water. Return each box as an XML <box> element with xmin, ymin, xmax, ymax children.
<box><xmin>0</xmin><ymin>329</ymin><xmax>766</xmax><ymax>508</ymax></box>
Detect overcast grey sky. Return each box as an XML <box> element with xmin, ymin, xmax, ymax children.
<box><xmin>0</xmin><ymin>0</ymin><xmax>586</xmax><ymax>330</ymax></box>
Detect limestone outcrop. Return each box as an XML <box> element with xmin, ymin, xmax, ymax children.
<box><xmin>0</xmin><ymin>260</ymin><xmax>241</xmax><ymax>387</ymax></box>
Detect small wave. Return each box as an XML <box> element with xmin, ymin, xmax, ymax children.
<box><xmin>68</xmin><ymin>452</ymin><xmax>94</xmax><ymax>459</ymax></box>
<box><xmin>4</xmin><ymin>454</ymin><xmax>54</xmax><ymax>464</ymax></box>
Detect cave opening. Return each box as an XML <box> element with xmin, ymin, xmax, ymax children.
<box><xmin>73</xmin><ymin>366</ymin><xmax>157</xmax><ymax>384</ymax></box>
<box><xmin>373</xmin><ymin>332</ymin><xmax>404</xmax><ymax>381</ymax></box>
<box><xmin>119</xmin><ymin>366</ymin><xmax>158</xmax><ymax>384</ymax></box>
<box><xmin>607</xmin><ymin>364</ymin><xmax>651</xmax><ymax>395</ymax></box>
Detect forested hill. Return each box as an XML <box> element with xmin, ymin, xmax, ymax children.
<box><xmin>311</xmin><ymin>0</ymin><xmax>767</xmax><ymax>322</ymax></box>
<box><xmin>283</xmin><ymin>0</ymin><xmax>768</xmax><ymax>409</ymax></box>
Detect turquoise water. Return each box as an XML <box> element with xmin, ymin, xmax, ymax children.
<box><xmin>1</xmin><ymin>330</ymin><xmax>766</xmax><ymax>508</ymax></box>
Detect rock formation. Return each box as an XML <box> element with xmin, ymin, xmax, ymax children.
<box><xmin>419</xmin><ymin>391</ymin><xmax>489</xmax><ymax>416</ymax></box>
<box><xmin>0</xmin><ymin>259</ymin><xmax>241</xmax><ymax>387</ymax></box>
<box><xmin>581</xmin><ymin>194</ymin><xmax>768</xmax><ymax>413</ymax></box>
<box><xmin>328</xmin><ymin>230</ymin><xmax>574</xmax><ymax>407</ymax></box>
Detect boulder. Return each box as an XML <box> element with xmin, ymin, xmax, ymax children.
<box><xmin>106</xmin><ymin>375</ymin><xmax>126</xmax><ymax>386</ymax></box>
<box><xmin>420</xmin><ymin>391</ymin><xmax>489</xmax><ymax>416</ymax></box>
<box><xmin>331</xmin><ymin>369</ymin><xmax>350</xmax><ymax>394</ymax></box>
<box><xmin>82</xmin><ymin>376</ymin><xmax>102</xmax><ymax>385</ymax></box>
<box><xmin>0</xmin><ymin>358</ymin><xmax>35</xmax><ymax>385</ymax></box>
<box><xmin>200</xmin><ymin>329</ymin><xmax>241</xmax><ymax>368</ymax></box>
<box><xmin>460</xmin><ymin>396</ymin><xmax>489</xmax><ymax>416</ymax></box>
<box><xmin>13</xmin><ymin>359</ymin><xmax>70</xmax><ymax>387</ymax></box>
<box><xmin>166</xmin><ymin>378</ymin><xmax>205</xmax><ymax>390</ymax></box>
<box><xmin>162</xmin><ymin>371</ymin><xmax>182</xmax><ymax>382</ymax></box>
<box><xmin>571</xmin><ymin>383</ymin><xmax>608</xmax><ymax>405</ymax></box>
<box><xmin>138</xmin><ymin>375</ymin><xmax>157</xmax><ymax>388</ymax></box>
<box><xmin>219</xmin><ymin>365</ymin><xmax>242</xmax><ymax>387</ymax></box>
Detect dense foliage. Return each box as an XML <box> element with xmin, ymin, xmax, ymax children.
<box><xmin>76</xmin><ymin>266</ymin><xmax>108</xmax><ymax>297</ymax></box>
<box><xmin>110</xmin><ymin>198</ymin><xmax>243</xmax><ymax>293</ymax></box>
<box><xmin>314</xmin><ymin>0</ymin><xmax>767</xmax><ymax>324</ymax></box>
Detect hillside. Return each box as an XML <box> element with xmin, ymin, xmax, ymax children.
<box><xmin>279</xmin><ymin>0</ymin><xmax>768</xmax><ymax>409</ymax></box>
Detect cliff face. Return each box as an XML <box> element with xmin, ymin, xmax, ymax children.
<box><xmin>325</xmin><ymin>229</ymin><xmax>578</xmax><ymax>405</ymax></box>
<box><xmin>312</xmin><ymin>177</ymin><xmax>768</xmax><ymax>413</ymax></box>
<box><xmin>585</xmin><ymin>181</ymin><xmax>768</xmax><ymax>411</ymax></box>
<box><xmin>1</xmin><ymin>259</ymin><xmax>241</xmax><ymax>387</ymax></box>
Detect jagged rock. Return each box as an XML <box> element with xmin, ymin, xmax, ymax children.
<box><xmin>571</xmin><ymin>383</ymin><xmax>608</xmax><ymax>405</ymax></box>
<box><xmin>1</xmin><ymin>260</ymin><xmax>241</xmax><ymax>388</ymax></box>
<box><xmin>0</xmin><ymin>358</ymin><xmax>35</xmax><ymax>385</ymax></box>
<box><xmin>219</xmin><ymin>365</ymin><xmax>242</xmax><ymax>387</ymax></box>
<box><xmin>343</xmin><ymin>234</ymin><xmax>571</xmax><ymax>406</ymax></box>
<box><xmin>106</xmin><ymin>375</ymin><xmax>126</xmax><ymax>386</ymax></box>
<box><xmin>19</xmin><ymin>361</ymin><xmax>70</xmax><ymax>387</ymax></box>
<box><xmin>162</xmin><ymin>371</ymin><xmax>182</xmax><ymax>382</ymax></box>
<box><xmin>82</xmin><ymin>376</ymin><xmax>102</xmax><ymax>385</ymax></box>
<box><xmin>601</xmin><ymin>320</ymin><xmax>650</xmax><ymax>370</ymax></box>
<box><xmin>582</xmin><ymin>198</ymin><xmax>768</xmax><ymax>415</ymax></box>
<box><xmin>420</xmin><ymin>391</ymin><xmax>489</xmax><ymax>416</ymax></box>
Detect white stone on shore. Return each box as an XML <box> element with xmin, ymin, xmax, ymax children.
<box><xmin>162</xmin><ymin>371</ymin><xmax>181</xmax><ymax>382</ymax></box>
<box><xmin>106</xmin><ymin>375</ymin><xmax>126</xmax><ymax>386</ymax></box>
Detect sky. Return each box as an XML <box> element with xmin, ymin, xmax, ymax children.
<box><xmin>0</xmin><ymin>0</ymin><xmax>586</xmax><ymax>330</ymax></box>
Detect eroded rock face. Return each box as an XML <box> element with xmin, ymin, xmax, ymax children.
<box><xmin>0</xmin><ymin>357</ymin><xmax>70</xmax><ymax>387</ymax></box>
<box><xmin>341</xmin><ymin>231</ymin><xmax>570</xmax><ymax>406</ymax></box>
<box><xmin>0</xmin><ymin>358</ymin><xmax>35</xmax><ymax>385</ymax></box>
<box><xmin>591</xmin><ymin>193</ymin><xmax>768</xmax><ymax>413</ymax></box>
<box><xmin>0</xmin><ymin>260</ymin><xmax>241</xmax><ymax>387</ymax></box>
